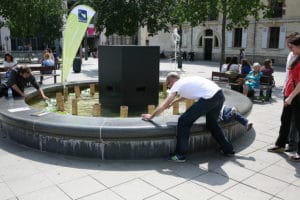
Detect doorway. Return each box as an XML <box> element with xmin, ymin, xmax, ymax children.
<box><xmin>204</xmin><ymin>38</ymin><xmax>213</xmax><ymax>60</ymax></box>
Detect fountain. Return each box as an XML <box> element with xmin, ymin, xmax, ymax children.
<box><xmin>0</xmin><ymin>46</ymin><xmax>252</xmax><ymax>159</ymax></box>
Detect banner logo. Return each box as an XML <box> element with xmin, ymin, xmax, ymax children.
<box><xmin>78</xmin><ymin>9</ymin><xmax>87</xmax><ymax>23</ymax></box>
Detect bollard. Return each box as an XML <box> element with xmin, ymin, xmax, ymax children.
<box><xmin>120</xmin><ymin>105</ymin><xmax>128</xmax><ymax>118</ymax></box>
<box><xmin>148</xmin><ymin>105</ymin><xmax>155</xmax><ymax>115</ymax></box>
<box><xmin>72</xmin><ymin>98</ymin><xmax>78</xmax><ymax>115</ymax></box>
<box><xmin>90</xmin><ymin>84</ymin><xmax>95</xmax><ymax>96</ymax></box>
<box><xmin>93</xmin><ymin>103</ymin><xmax>101</xmax><ymax>117</ymax></box>
<box><xmin>163</xmin><ymin>82</ymin><xmax>167</xmax><ymax>97</ymax></box>
<box><xmin>185</xmin><ymin>99</ymin><xmax>194</xmax><ymax>110</ymax></box>
<box><xmin>173</xmin><ymin>101</ymin><xmax>180</xmax><ymax>115</ymax></box>
<box><xmin>74</xmin><ymin>86</ymin><xmax>80</xmax><ymax>98</ymax></box>
<box><xmin>63</xmin><ymin>87</ymin><xmax>68</xmax><ymax>102</ymax></box>
<box><xmin>56</xmin><ymin>92</ymin><xmax>64</xmax><ymax>111</ymax></box>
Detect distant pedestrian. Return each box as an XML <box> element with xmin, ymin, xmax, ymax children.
<box><xmin>239</xmin><ymin>48</ymin><xmax>245</xmax><ymax>63</ymax></box>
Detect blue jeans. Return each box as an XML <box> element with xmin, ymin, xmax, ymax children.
<box><xmin>222</xmin><ymin>106</ymin><xmax>248</xmax><ymax>126</ymax></box>
<box><xmin>175</xmin><ymin>90</ymin><xmax>234</xmax><ymax>156</ymax></box>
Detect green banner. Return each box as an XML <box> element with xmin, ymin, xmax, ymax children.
<box><xmin>62</xmin><ymin>5</ymin><xmax>95</xmax><ymax>84</ymax></box>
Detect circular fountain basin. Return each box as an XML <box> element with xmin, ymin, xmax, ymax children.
<box><xmin>0</xmin><ymin>81</ymin><xmax>252</xmax><ymax>159</ymax></box>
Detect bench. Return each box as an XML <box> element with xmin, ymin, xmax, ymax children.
<box><xmin>234</xmin><ymin>75</ymin><xmax>273</xmax><ymax>102</ymax></box>
<box><xmin>252</xmin><ymin>75</ymin><xmax>274</xmax><ymax>102</ymax></box>
<box><xmin>30</xmin><ymin>66</ymin><xmax>60</xmax><ymax>84</ymax></box>
<box><xmin>211</xmin><ymin>71</ymin><xmax>229</xmax><ymax>87</ymax></box>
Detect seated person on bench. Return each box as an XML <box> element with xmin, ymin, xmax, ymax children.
<box><xmin>243</xmin><ymin>62</ymin><xmax>262</xmax><ymax>96</ymax></box>
<box><xmin>40</xmin><ymin>52</ymin><xmax>55</xmax><ymax>84</ymax></box>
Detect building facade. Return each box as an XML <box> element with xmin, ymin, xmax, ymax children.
<box><xmin>148</xmin><ymin>0</ymin><xmax>300</xmax><ymax>66</ymax></box>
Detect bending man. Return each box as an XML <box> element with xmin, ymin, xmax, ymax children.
<box><xmin>142</xmin><ymin>72</ymin><xmax>234</xmax><ymax>162</ymax></box>
<box><xmin>0</xmin><ymin>65</ymin><xmax>48</xmax><ymax>100</ymax></box>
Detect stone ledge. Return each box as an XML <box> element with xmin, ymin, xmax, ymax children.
<box><xmin>0</xmin><ymin>81</ymin><xmax>252</xmax><ymax>159</ymax></box>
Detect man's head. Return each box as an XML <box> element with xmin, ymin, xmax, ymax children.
<box><xmin>19</xmin><ymin>66</ymin><xmax>32</xmax><ymax>79</ymax></box>
<box><xmin>166</xmin><ymin>72</ymin><xmax>180</xmax><ymax>89</ymax></box>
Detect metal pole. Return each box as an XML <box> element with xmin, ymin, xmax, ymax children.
<box><xmin>84</xmin><ymin>33</ymin><xmax>88</xmax><ymax>60</ymax></box>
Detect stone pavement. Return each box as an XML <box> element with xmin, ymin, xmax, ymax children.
<box><xmin>0</xmin><ymin>58</ymin><xmax>299</xmax><ymax>200</ymax></box>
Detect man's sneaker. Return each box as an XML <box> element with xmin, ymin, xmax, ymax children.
<box><xmin>220</xmin><ymin>149</ymin><xmax>235</xmax><ymax>157</ymax></box>
<box><xmin>267</xmin><ymin>146</ymin><xmax>285</xmax><ymax>153</ymax></box>
<box><xmin>167</xmin><ymin>154</ymin><xmax>186</xmax><ymax>162</ymax></box>
<box><xmin>246</xmin><ymin>122</ymin><xmax>253</xmax><ymax>132</ymax></box>
<box><xmin>289</xmin><ymin>154</ymin><xmax>300</xmax><ymax>162</ymax></box>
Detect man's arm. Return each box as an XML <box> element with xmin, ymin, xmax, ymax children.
<box><xmin>285</xmin><ymin>82</ymin><xmax>300</xmax><ymax>105</ymax></box>
<box><xmin>142</xmin><ymin>92</ymin><xmax>177</xmax><ymax>120</ymax></box>
<box><xmin>38</xmin><ymin>88</ymin><xmax>49</xmax><ymax>100</ymax></box>
<box><xmin>167</xmin><ymin>96</ymin><xmax>184</xmax><ymax>108</ymax></box>
<box><xmin>11</xmin><ymin>84</ymin><xmax>26</xmax><ymax>98</ymax></box>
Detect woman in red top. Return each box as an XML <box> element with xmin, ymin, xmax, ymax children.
<box><xmin>268</xmin><ymin>35</ymin><xmax>300</xmax><ymax>161</ymax></box>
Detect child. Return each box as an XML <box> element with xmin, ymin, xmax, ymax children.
<box><xmin>220</xmin><ymin>105</ymin><xmax>253</xmax><ymax>131</ymax></box>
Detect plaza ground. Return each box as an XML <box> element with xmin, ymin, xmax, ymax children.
<box><xmin>0</xmin><ymin>58</ymin><xmax>299</xmax><ymax>200</ymax></box>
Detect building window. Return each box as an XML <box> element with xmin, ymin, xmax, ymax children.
<box><xmin>233</xmin><ymin>28</ymin><xmax>242</xmax><ymax>47</ymax></box>
<box><xmin>270</xmin><ymin>0</ymin><xmax>283</xmax><ymax>18</ymax></box>
<box><xmin>269</xmin><ymin>27</ymin><xmax>280</xmax><ymax>48</ymax></box>
<box><xmin>198</xmin><ymin>36</ymin><xmax>203</xmax><ymax>47</ymax></box>
<box><xmin>214</xmin><ymin>36</ymin><xmax>219</xmax><ymax>47</ymax></box>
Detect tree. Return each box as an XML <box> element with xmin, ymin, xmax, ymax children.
<box><xmin>0</xmin><ymin>0</ymin><xmax>64</xmax><ymax>44</ymax></box>
<box><xmin>79</xmin><ymin>0</ymin><xmax>175</xmax><ymax>36</ymax></box>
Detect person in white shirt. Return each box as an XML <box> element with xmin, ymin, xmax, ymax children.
<box><xmin>142</xmin><ymin>72</ymin><xmax>234</xmax><ymax>162</ymax></box>
<box><xmin>3</xmin><ymin>53</ymin><xmax>17</xmax><ymax>79</ymax></box>
<box><xmin>226</xmin><ymin>56</ymin><xmax>240</xmax><ymax>73</ymax></box>
<box><xmin>221</xmin><ymin>57</ymin><xmax>231</xmax><ymax>73</ymax></box>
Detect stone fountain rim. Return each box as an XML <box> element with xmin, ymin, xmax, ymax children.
<box><xmin>0</xmin><ymin>81</ymin><xmax>252</xmax><ymax>141</ymax></box>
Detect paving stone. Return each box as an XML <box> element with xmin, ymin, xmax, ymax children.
<box><xmin>78</xmin><ymin>189</ymin><xmax>123</xmax><ymax>200</ymax></box>
<box><xmin>192</xmin><ymin>171</ymin><xmax>238</xmax><ymax>193</ymax></box>
<box><xmin>0</xmin><ymin>182</ymin><xmax>15</xmax><ymax>200</ymax></box>
<box><xmin>17</xmin><ymin>186</ymin><xmax>70</xmax><ymax>200</ymax></box>
<box><xmin>222</xmin><ymin>184</ymin><xmax>272</xmax><ymax>200</ymax></box>
<box><xmin>58</xmin><ymin>176</ymin><xmax>106</xmax><ymax>199</ymax></box>
<box><xmin>242</xmin><ymin>173</ymin><xmax>289</xmax><ymax>195</ymax></box>
<box><xmin>144</xmin><ymin>192</ymin><xmax>177</xmax><ymax>200</ymax></box>
<box><xmin>5</xmin><ymin>173</ymin><xmax>53</xmax><ymax>196</ymax></box>
<box><xmin>111</xmin><ymin>179</ymin><xmax>160</xmax><ymax>200</ymax></box>
<box><xmin>165</xmin><ymin>181</ymin><xmax>216</xmax><ymax>200</ymax></box>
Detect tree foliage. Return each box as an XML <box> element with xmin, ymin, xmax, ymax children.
<box><xmin>0</xmin><ymin>0</ymin><xmax>64</xmax><ymax>41</ymax></box>
<box><xmin>79</xmin><ymin>0</ymin><xmax>176</xmax><ymax>36</ymax></box>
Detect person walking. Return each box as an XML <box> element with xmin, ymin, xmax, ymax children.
<box><xmin>268</xmin><ymin>35</ymin><xmax>300</xmax><ymax>161</ymax></box>
<box><xmin>141</xmin><ymin>72</ymin><xmax>234</xmax><ymax>162</ymax></box>
<box><xmin>284</xmin><ymin>32</ymin><xmax>299</xmax><ymax>152</ymax></box>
